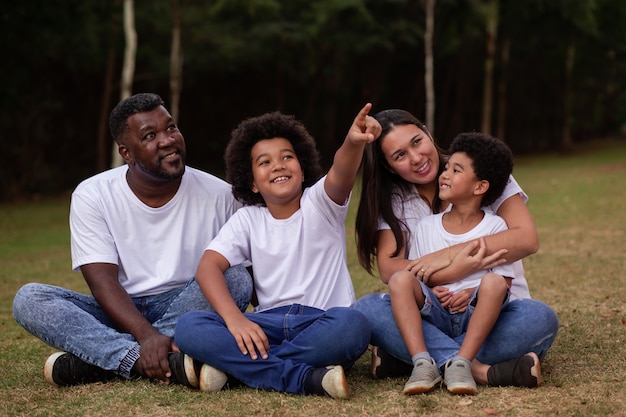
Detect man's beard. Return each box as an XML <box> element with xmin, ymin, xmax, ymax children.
<box><xmin>136</xmin><ymin>157</ymin><xmax>185</xmax><ymax>181</ymax></box>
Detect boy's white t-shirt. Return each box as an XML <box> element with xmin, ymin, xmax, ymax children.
<box><xmin>412</xmin><ymin>211</ymin><xmax>515</xmax><ymax>294</ymax></box>
<box><xmin>70</xmin><ymin>165</ymin><xmax>239</xmax><ymax>297</ymax></box>
<box><xmin>381</xmin><ymin>175</ymin><xmax>531</xmax><ymax>300</ymax></box>
<box><xmin>207</xmin><ymin>176</ymin><xmax>356</xmax><ymax>312</ymax></box>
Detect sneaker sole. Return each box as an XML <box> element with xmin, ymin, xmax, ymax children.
<box><xmin>321</xmin><ymin>366</ymin><xmax>350</xmax><ymax>400</ymax></box>
<box><xmin>371</xmin><ymin>347</ymin><xmax>382</xmax><ymax>379</ymax></box>
<box><xmin>403</xmin><ymin>376</ymin><xmax>442</xmax><ymax>395</ymax></box>
<box><xmin>199</xmin><ymin>364</ymin><xmax>228</xmax><ymax>393</ymax></box>
<box><xmin>183</xmin><ymin>354</ymin><xmax>199</xmax><ymax>388</ymax></box>
<box><xmin>446</xmin><ymin>384</ymin><xmax>478</xmax><ymax>395</ymax></box>
<box><xmin>44</xmin><ymin>352</ymin><xmax>66</xmax><ymax>387</ymax></box>
<box><xmin>526</xmin><ymin>352</ymin><xmax>542</xmax><ymax>387</ymax></box>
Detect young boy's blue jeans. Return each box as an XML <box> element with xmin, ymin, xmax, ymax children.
<box><xmin>12</xmin><ymin>265</ymin><xmax>253</xmax><ymax>378</ymax></box>
<box><xmin>418</xmin><ymin>281</ymin><xmax>510</xmax><ymax>341</ymax></box>
<box><xmin>174</xmin><ymin>304</ymin><xmax>371</xmax><ymax>394</ymax></box>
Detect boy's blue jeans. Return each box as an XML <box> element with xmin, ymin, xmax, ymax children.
<box><xmin>174</xmin><ymin>304</ymin><xmax>371</xmax><ymax>394</ymax></box>
<box><xmin>13</xmin><ymin>265</ymin><xmax>253</xmax><ymax>378</ymax></box>
<box><xmin>418</xmin><ymin>281</ymin><xmax>510</xmax><ymax>340</ymax></box>
<box><xmin>355</xmin><ymin>291</ymin><xmax>558</xmax><ymax>369</ymax></box>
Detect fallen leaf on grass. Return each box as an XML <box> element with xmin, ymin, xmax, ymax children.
<box><xmin>484</xmin><ymin>409</ymin><xmax>499</xmax><ymax>415</ymax></box>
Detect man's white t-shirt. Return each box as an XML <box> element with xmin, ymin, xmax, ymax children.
<box><xmin>208</xmin><ymin>176</ymin><xmax>356</xmax><ymax>312</ymax></box>
<box><xmin>381</xmin><ymin>175</ymin><xmax>531</xmax><ymax>300</ymax></box>
<box><xmin>412</xmin><ymin>211</ymin><xmax>515</xmax><ymax>294</ymax></box>
<box><xmin>70</xmin><ymin>165</ymin><xmax>239</xmax><ymax>297</ymax></box>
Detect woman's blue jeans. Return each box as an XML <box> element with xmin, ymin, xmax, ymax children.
<box><xmin>174</xmin><ymin>304</ymin><xmax>371</xmax><ymax>394</ymax></box>
<box><xmin>354</xmin><ymin>292</ymin><xmax>558</xmax><ymax>368</ymax></box>
<box><xmin>12</xmin><ymin>265</ymin><xmax>252</xmax><ymax>378</ymax></box>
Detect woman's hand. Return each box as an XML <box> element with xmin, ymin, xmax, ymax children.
<box><xmin>406</xmin><ymin>248</ymin><xmax>453</xmax><ymax>283</ymax></box>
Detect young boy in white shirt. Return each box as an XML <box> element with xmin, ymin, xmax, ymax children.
<box><xmin>389</xmin><ymin>132</ymin><xmax>519</xmax><ymax>395</ymax></box>
<box><xmin>174</xmin><ymin>104</ymin><xmax>381</xmax><ymax>399</ymax></box>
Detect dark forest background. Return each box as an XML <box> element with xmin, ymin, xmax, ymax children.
<box><xmin>2</xmin><ymin>0</ymin><xmax>625</xmax><ymax>200</ymax></box>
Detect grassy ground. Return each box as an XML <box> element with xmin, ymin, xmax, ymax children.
<box><xmin>1</xmin><ymin>140</ymin><xmax>625</xmax><ymax>416</ymax></box>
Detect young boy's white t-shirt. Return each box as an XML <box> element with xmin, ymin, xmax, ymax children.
<box><xmin>207</xmin><ymin>175</ymin><xmax>356</xmax><ymax>312</ymax></box>
<box><xmin>411</xmin><ymin>211</ymin><xmax>515</xmax><ymax>294</ymax></box>
<box><xmin>382</xmin><ymin>175</ymin><xmax>531</xmax><ymax>300</ymax></box>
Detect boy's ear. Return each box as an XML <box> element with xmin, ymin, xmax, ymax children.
<box><xmin>474</xmin><ymin>180</ymin><xmax>489</xmax><ymax>196</ymax></box>
<box><xmin>251</xmin><ymin>182</ymin><xmax>259</xmax><ymax>193</ymax></box>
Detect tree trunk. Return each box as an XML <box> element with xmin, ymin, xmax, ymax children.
<box><xmin>111</xmin><ymin>0</ymin><xmax>137</xmax><ymax>168</ymax></box>
<box><xmin>169</xmin><ymin>0</ymin><xmax>183</xmax><ymax>121</ymax></box>
<box><xmin>496</xmin><ymin>36</ymin><xmax>510</xmax><ymax>141</ymax></box>
<box><xmin>423</xmin><ymin>0</ymin><xmax>436</xmax><ymax>135</ymax></box>
<box><xmin>481</xmin><ymin>0</ymin><xmax>498</xmax><ymax>135</ymax></box>
<box><xmin>97</xmin><ymin>50</ymin><xmax>116</xmax><ymax>172</ymax></box>
<box><xmin>562</xmin><ymin>40</ymin><xmax>575</xmax><ymax>151</ymax></box>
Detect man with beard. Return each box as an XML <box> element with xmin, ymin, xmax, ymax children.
<box><xmin>13</xmin><ymin>93</ymin><xmax>252</xmax><ymax>389</ymax></box>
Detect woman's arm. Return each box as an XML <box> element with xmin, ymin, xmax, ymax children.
<box><xmin>375</xmin><ymin>229</ymin><xmax>410</xmax><ymax>284</ymax></box>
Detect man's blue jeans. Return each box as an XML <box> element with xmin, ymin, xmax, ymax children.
<box><xmin>12</xmin><ymin>265</ymin><xmax>252</xmax><ymax>378</ymax></box>
<box><xmin>174</xmin><ymin>304</ymin><xmax>371</xmax><ymax>394</ymax></box>
<box><xmin>354</xmin><ymin>292</ymin><xmax>558</xmax><ymax>368</ymax></box>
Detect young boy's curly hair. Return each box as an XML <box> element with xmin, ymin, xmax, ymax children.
<box><xmin>225</xmin><ymin>111</ymin><xmax>324</xmax><ymax>206</ymax></box>
<box><xmin>448</xmin><ymin>132</ymin><xmax>514</xmax><ymax>207</ymax></box>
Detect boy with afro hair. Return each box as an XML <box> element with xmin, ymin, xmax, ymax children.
<box><xmin>175</xmin><ymin>104</ymin><xmax>381</xmax><ymax>399</ymax></box>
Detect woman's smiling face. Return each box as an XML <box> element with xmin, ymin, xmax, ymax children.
<box><xmin>380</xmin><ymin>124</ymin><xmax>440</xmax><ymax>186</ymax></box>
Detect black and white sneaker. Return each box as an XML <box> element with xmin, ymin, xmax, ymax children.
<box><xmin>304</xmin><ymin>365</ymin><xmax>350</xmax><ymax>399</ymax></box>
<box><xmin>44</xmin><ymin>352</ymin><xmax>116</xmax><ymax>387</ymax></box>
<box><xmin>168</xmin><ymin>352</ymin><xmax>203</xmax><ymax>388</ymax></box>
<box><xmin>487</xmin><ymin>352</ymin><xmax>542</xmax><ymax>388</ymax></box>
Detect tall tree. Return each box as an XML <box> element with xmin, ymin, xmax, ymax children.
<box><xmin>422</xmin><ymin>0</ymin><xmax>437</xmax><ymax>134</ymax></box>
<box><xmin>170</xmin><ymin>0</ymin><xmax>183</xmax><ymax>121</ymax></box>
<box><xmin>480</xmin><ymin>0</ymin><xmax>499</xmax><ymax>134</ymax></box>
<box><xmin>112</xmin><ymin>0</ymin><xmax>137</xmax><ymax>168</ymax></box>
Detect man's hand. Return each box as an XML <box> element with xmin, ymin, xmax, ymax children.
<box><xmin>132</xmin><ymin>332</ymin><xmax>173</xmax><ymax>382</ymax></box>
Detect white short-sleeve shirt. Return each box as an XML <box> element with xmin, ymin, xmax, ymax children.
<box><xmin>70</xmin><ymin>165</ymin><xmax>239</xmax><ymax>297</ymax></box>
<box><xmin>412</xmin><ymin>211</ymin><xmax>515</xmax><ymax>293</ymax></box>
<box><xmin>208</xmin><ymin>176</ymin><xmax>356</xmax><ymax>312</ymax></box>
<box><xmin>381</xmin><ymin>175</ymin><xmax>531</xmax><ymax>300</ymax></box>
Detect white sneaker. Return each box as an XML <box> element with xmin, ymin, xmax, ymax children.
<box><xmin>198</xmin><ymin>363</ymin><xmax>228</xmax><ymax>393</ymax></box>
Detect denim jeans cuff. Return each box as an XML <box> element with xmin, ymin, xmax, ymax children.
<box><xmin>119</xmin><ymin>344</ymin><xmax>141</xmax><ymax>379</ymax></box>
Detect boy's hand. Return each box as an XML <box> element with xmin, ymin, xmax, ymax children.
<box><xmin>226</xmin><ymin>315</ymin><xmax>270</xmax><ymax>360</ymax></box>
<box><xmin>348</xmin><ymin>103</ymin><xmax>381</xmax><ymax>144</ymax></box>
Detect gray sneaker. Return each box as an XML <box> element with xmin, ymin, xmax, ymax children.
<box><xmin>403</xmin><ymin>358</ymin><xmax>442</xmax><ymax>395</ymax></box>
<box><xmin>443</xmin><ymin>359</ymin><xmax>478</xmax><ymax>395</ymax></box>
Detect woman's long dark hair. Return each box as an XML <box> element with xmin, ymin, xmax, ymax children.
<box><xmin>355</xmin><ymin>109</ymin><xmax>447</xmax><ymax>275</ymax></box>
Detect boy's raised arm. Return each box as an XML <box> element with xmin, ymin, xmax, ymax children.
<box><xmin>325</xmin><ymin>103</ymin><xmax>381</xmax><ymax>205</ymax></box>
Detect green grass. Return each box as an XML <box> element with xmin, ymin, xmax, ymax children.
<box><xmin>1</xmin><ymin>140</ymin><xmax>625</xmax><ymax>416</ymax></box>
